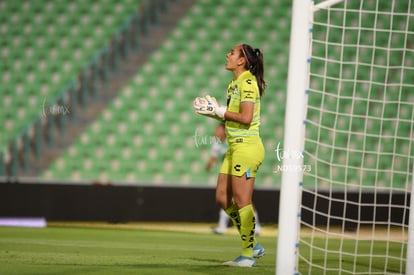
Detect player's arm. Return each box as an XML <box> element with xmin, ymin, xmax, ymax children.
<box><xmin>205</xmin><ymin>156</ymin><xmax>217</xmax><ymax>171</ymax></box>
<box><xmin>224</xmin><ymin>80</ymin><xmax>257</xmax><ymax>126</ymax></box>
<box><xmin>223</xmin><ymin>101</ymin><xmax>254</xmax><ymax>126</ymax></box>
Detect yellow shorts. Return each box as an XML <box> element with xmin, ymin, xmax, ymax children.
<box><xmin>219</xmin><ymin>139</ymin><xmax>265</xmax><ymax>178</ymax></box>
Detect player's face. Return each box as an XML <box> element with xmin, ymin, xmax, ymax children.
<box><xmin>225</xmin><ymin>45</ymin><xmax>245</xmax><ymax>71</ymax></box>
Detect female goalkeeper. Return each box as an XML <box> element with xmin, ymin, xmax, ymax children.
<box><xmin>193</xmin><ymin>43</ymin><xmax>266</xmax><ymax>267</ymax></box>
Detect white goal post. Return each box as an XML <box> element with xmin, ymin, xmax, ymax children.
<box><xmin>408</xmin><ymin>165</ymin><xmax>414</xmax><ymax>274</ymax></box>
<box><xmin>276</xmin><ymin>0</ymin><xmax>414</xmax><ymax>274</ymax></box>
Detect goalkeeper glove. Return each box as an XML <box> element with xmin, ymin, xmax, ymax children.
<box><xmin>193</xmin><ymin>95</ymin><xmax>226</xmax><ymax>120</ymax></box>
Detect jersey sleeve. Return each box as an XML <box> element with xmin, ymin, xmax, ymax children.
<box><xmin>240</xmin><ymin>78</ymin><xmax>259</xmax><ymax>103</ymax></box>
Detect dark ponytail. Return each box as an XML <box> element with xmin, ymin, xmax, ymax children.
<box><xmin>240</xmin><ymin>44</ymin><xmax>267</xmax><ymax>97</ymax></box>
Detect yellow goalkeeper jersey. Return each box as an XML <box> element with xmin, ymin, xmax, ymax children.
<box><xmin>225</xmin><ymin>70</ymin><xmax>261</xmax><ymax>144</ymax></box>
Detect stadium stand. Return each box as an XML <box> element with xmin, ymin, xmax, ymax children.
<box><xmin>0</xmin><ymin>0</ymin><xmax>167</xmax><ymax>178</ymax></box>
<box><xmin>38</xmin><ymin>0</ymin><xmax>289</xmax><ymax>187</ymax></box>
<box><xmin>4</xmin><ymin>0</ymin><xmax>413</xmax><ymax>191</ymax></box>
<box><xmin>9</xmin><ymin>0</ymin><xmax>410</xmax><ymax>189</ymax></box>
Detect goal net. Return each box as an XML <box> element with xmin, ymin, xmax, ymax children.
<box><xmin>277</xmin><ymin>0</ymin><xmax>414</xmax><ymax>274</ymax></box>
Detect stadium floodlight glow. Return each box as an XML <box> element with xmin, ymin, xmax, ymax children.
<box><xmin>277</xmin><ymin>0</ymin><xmax>414</xmax><ymax>274</ymax></box>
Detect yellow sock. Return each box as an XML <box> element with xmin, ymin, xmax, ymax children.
<box><xmin>239</xmin><ymin>204</ymin><xmax>256</xmax><ymax>258</ymax></box>
<box><xmin>225</xmin><ymin>203</ymin><xmax>241</xmax><ymax>232</ymax></box>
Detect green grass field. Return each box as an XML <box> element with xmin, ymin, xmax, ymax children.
<box><xmin>0</xmin><ymin>223</ymin><xmax>277</xmax><ymax>275</ymax></box>
<box><xmin>0</xmin><ymin>223</ymin><xmax>406</xmax><ymax>274</ymax></box>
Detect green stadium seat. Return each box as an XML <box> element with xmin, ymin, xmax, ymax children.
<box><xmin>0</xmin><ymin>0</ymin><xmax>144</xmax><ymax>157</ymax></box>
